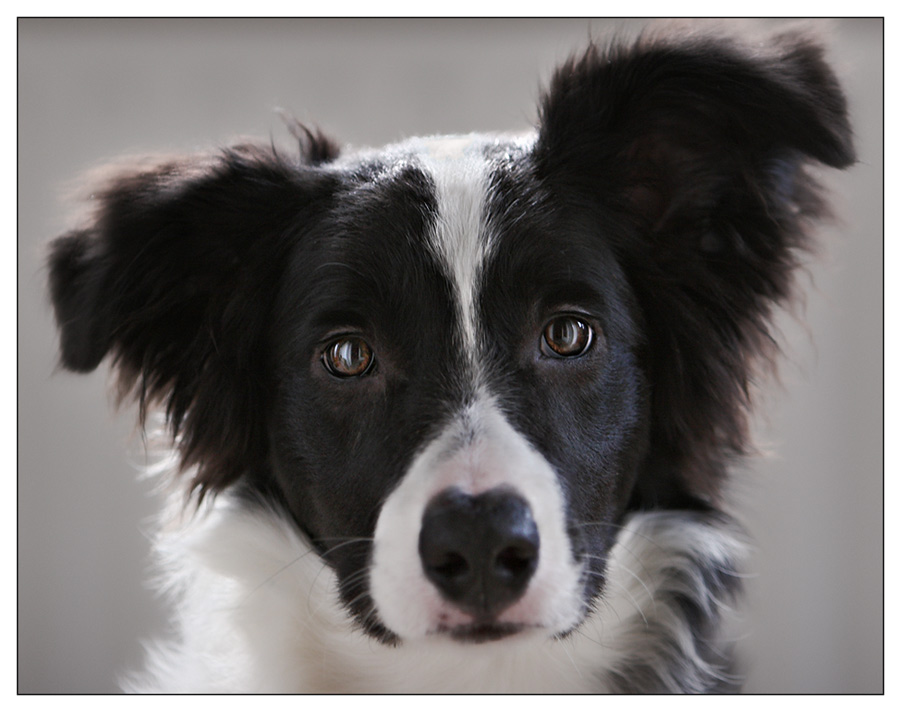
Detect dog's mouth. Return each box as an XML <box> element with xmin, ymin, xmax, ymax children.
<box><xmin>436</xmin><ymin>621</ymin><xmax>529</xmax><ymax>644</ymax></box>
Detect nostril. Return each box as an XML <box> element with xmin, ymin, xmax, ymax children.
<box><xmin>430</xmin><ymin>551</ymin><xmax>469</xmax><ymax>580</ymax></box>
<box><xmin>494</xmin><ymin>541</ymin><xmax>538</xmax><ymax>579</ymax></box>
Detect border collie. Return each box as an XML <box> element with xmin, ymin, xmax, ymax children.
<box><xmin>48</xmin><ymin>27</ymin><xmax>854</xmax><ymax>693</ymax></box>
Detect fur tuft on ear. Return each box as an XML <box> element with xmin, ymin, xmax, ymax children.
<box><xmin>535</xmin><ymin>30</ymin><xmax>854</xmax><ymax>505</ymax></box>
<box><xmin>47</xmin><ymin>142</ymin><xmax>337</xmax><ymax>497</ymax></box>
<box><xmin>280</xmin><ymin>114</ymin><xmax>342</xmax><ymax>166</ymax></box>
<box><xmin>49</xmin><ymin>228</ymin><xmax>113</xmax><ymax>372</ymax></box>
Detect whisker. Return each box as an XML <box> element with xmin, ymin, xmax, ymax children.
<box><xmin>555</xmin><ymin>632</ymin><xmax>584</xmax><ymax>680</ymax></box>
<box><xmin>583</xmin><ymin>548</ymin><xmax>657</xmax><ymax>604</ymax></box>
<box><xmin>305</xmin><ymin>536</ymin><xmax>373</xmax><ymax>602</ymax></box>
<box><xmin>573</xmin><ymin>518</ymin><xmax>674</xmax><ymax>558</ymax></box>
<box><xmin>568</xmin><ymin>611</ymin><xmax>615</xmax><ymax>650</ymax></box>
<box><xmin>238</xmin><ymin>548</ymin><xmax>320</xmax><ymax>604</ymax></box>
<box><xmin>583</xmin><ymin>562</ymin><xmax>652</xmax><ymax>625</ymax></box>
<box><xmin>314</xmin><ymin>536</ymin><xmax>374</xmax><ymax>559</ymax></box>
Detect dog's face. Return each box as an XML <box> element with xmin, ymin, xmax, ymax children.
<box><xmin>267</xmin><ymin>136</ymin><xmax>649</xmax><ymax>641</ymax></box>
<box><xmin>48</xmin><ymin>31</ymin><xmax>853</xmax><ymax>647</ymax></box>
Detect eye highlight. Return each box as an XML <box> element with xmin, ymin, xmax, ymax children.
<box><xmin>541</xmin><ymin>315</ymin><xmax>594</xmax><ymax>358</ymax></box>
<box><xmin>322</xmin><ymin>336</ymin><xmax>374</xmax><ymax>378</ymax></box>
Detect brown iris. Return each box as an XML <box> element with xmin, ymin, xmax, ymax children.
<box><xmin>542</xmin><ymin>316</ymin><xmax>593</xmax><ymax>357</ymax></box>
<box><xmin>323</xmin><ymin>337</ymin><xmax>374</xmax><ymax>377</ymax></box>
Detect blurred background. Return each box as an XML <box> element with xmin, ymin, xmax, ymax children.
<box><xmin>18</xmin><ymin>18</ymin><xmax>883</xmax><ymax>693</ymax></box>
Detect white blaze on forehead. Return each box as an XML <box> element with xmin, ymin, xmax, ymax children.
<box><xmin>414</xmin><ymin>135</ymin><xmax>493</xmax><ymax>359</ymax></box>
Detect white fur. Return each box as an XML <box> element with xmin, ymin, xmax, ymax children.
<box><xmin>417</xmin><ymin>134</ymin><xmax>493</xmax><ymax>362</ymax></box>
<box><xmin>370</xmin><ymin>397</ymin><xmax>584</xmax><ymax>639</ymax></box>
<box><xmin>126</xmin><ymin>493</ymin><xmax>743</xmax><ymax>693</ymax></box>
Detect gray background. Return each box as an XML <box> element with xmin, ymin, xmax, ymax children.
<box><xmin>18</xmin><ymin>18</ymin><xmax>883</xmax><ymax>693</ymax></box>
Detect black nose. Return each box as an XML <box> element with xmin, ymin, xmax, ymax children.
<box><xmin>418</xmin><ymin>487</ymin><xmax>540</xmax><ymax>620</ymax></box>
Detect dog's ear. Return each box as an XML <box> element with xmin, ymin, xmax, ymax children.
<box><xmin>48</xmin><ymin>143</ymin><xmax>336</xmax><ymax>495</ymax></box>
<box><xmin>535</xmin><ymin>30</ymin><xmax>855</xmax><ymax>505</ymax></box>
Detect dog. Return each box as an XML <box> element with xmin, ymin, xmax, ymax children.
<box><xmin>47</xmin><ymin>27</ymin><xmax>854</xmax><ymax>693</ymax></box>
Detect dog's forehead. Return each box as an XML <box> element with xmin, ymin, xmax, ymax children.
<box><xmin>396</xmin><ymin>133</ymin><xmax>535</xmax><ymax>350</ymax></box>
<box><xmin>329</xmin><ymin>133</ymin><xmax>532</xmax><ymax>354</ymax></box>
<box><xmin>414</xmin><ymin>136</ymin><xmax>494</xmax><ymax>355</ymax></box>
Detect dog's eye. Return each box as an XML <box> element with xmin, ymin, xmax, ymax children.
<box><xmin>322</xmin><ymin>337</ymin><xmax>374</xmax><ymax>378</ymax></box>
<box><xmin>541</xmin><ymin>316</ymin><xmax>593</xmax><ymax>358</ymax></box>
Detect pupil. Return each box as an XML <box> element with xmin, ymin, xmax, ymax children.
<box><xmin>340</xmin><ymin>341</ymin><xmax>359</xmax><ymax>368</ymax></box>
<box><xmin>546</xmin><ymin>317</ymin><xmax>590</xmax><ymax>356</ymax></box>
<box><xmin>555</xmin><ymin>320</ymin><xmax>577</xmax><ymax>347</ymax></box>
<box><xmin>328</xmin><ymin>337</ymin><xmax>371</xmax><ymax>376</ymax></box>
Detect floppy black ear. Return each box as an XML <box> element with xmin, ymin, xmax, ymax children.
<box><xmin>48</xmin><ymin>143</ymin><xmax>336</xmax><ymax>494</ymax></box>
<box><xmin>535</xmin><ymin>30</ymin><xmax>855</xmax><ymax>504</ymax></box>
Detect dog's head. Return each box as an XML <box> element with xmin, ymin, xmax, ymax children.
<box><xmin>48</xmin><ymin>31</ymin><xmax>853</xmax><ymax>644</ymax></box>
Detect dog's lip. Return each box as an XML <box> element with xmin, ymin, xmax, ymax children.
<box><xmin>434</xmin><ymin>621</ymin><xmax>530</xmax><ymax>644</ymax></box>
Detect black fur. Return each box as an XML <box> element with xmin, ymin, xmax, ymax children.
<box><xmin>50</xmin><ymin>145</ymin><xmax>339</xmax><ymax>494</ymax></box>
<box><xmin>534</xmin><ymin>31</ymin><xmax>854</xmax><ymax>505</ymax></box>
